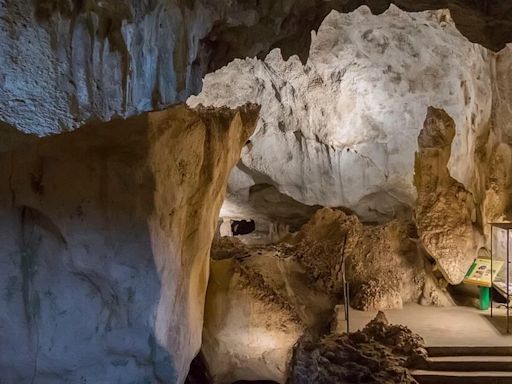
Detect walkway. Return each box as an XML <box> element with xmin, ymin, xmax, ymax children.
<box><xmin>346</xmin><ymin>303</ymin><xmax>512</xmax><ymax>346</ymax></box>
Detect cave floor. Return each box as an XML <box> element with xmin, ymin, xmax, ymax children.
<box><xmin>345</xmin><ymin>303</ymin><xmax>512</xmax><ymax>346</ymax></box>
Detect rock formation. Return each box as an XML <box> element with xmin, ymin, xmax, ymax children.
<box><xmin>289</xmin><ymin>312</ymin><xmax>427</xmax><ymax>384</ymax></box>
<box><xmin>203</xmin><ymin>240</ymin><xmax>334</xmax><ymax>383</ymax></box>
<box><xmin>414</xmin><ymin>107</ymin><xmax>479</xmax><ymax>284</ymax></box>
<box><xmin>288</xmin><ymin>208</ymin><xmax>451</xmax><ymax>310</ymax></box>
<box><xmin>0</xmin><ymin>104</ymin><xmax>259</xmax><ymax>383</ymax></box>
<box><xmin>3</xmin><ymin>1</ymin><xmax>512</xmax><ymax>383</ymax></box>
<box><xmin>201</xmin><ymin>207</ymin><xmax>452</xmax><ymax>383</ymax></box>
<box><xmin>2</xmin><ymin>0</ymin><xmax>512</xmax><ymax>136</ymax></box>
<box><xmin>189</xmin><ymin>6</ymin><xmax>492</xmax><ymax>224</ymax></box>
<box><xmin>482</xmin><ymin>45</ymin><xmax>512</xmax><ymax>232</ymax></box>
<box><xmin>190</xmin><ymin>5</ymin><xmax>512</xmax><ymax>290</ymax></box>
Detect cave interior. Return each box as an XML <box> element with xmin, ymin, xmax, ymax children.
<box><xmin>3</xmin><ymin>1</ymin><xmax>512</xmax><ymax>383</ymax></box>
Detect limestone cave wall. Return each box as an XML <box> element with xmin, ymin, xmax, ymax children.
<box><xmin>189</xmin><ymin>6</ymin><xmax>493</xmax><ymax>225</ymax></box>
<box><xmin>2</xmin><ymin>0</ymin><xmax>512</xmax><ymax>137</ymax></box>
<box><xmin>0</xmin><ymin>104</ymin><xmax>258</xmax><ymax>383</ymax></box>
<box><xmin>3</xmin><ymin>1</ymin><xmax>512</xmax><ymax>383</ymax></box>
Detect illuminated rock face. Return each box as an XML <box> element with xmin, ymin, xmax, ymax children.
<box><xmin>204</xmin><ymin>240</ymin><xmax>334</xmax><ymax>383</ymax></box>
<box><xmin>204</xmin><ymin>258</ymin><xmax>304</xmax><ymax>384</ymax></box>
<box><xmin>189</xmin><ymin>6</ymin><xmax>492</xmax><ymax>223</ymax></box>
<box><xmin>0</xmin><ymin>105</ymin><xmax>258</xmax><ymax>384</ymax></box>
<box><xmin>2</xmin><ymin>0</ymin><xmax>510</xmax><ymax>137</ymax></box>
<box><xmin>202</xmin><ymin>209</ymin><xmax>451</xmax><ymax>383</ymax></box>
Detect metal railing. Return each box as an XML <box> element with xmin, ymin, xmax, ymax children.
<box><xmin>340</xmin><ymin>235</ymin><xmax>349</xmax><ymax>333</ymax></box>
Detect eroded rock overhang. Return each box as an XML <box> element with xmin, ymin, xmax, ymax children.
<box><xmin>1</xmin><ymin>0</ymin><xmax>512</xmax><ymax>136</ymax></box>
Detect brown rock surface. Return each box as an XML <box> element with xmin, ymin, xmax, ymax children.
<box><xmin>202</xmin><ymin>244</ymin><xmax>335</xmax><ymax>383</ymax></box>
<box><xmin>289</xmin><ymin>208</ymin><xmax>436</xmax><ymax>311</ymax></box>
<box><xmin>288</xmin><ymin>312</ymin><xmax>426</xmax><ymax>384</ymax></box>
<box><xmin>0</xmin><ymin>104</ymin><xmax>259</xmax><ymax>383</ymax></box>
<box><xmin>414</xmin><ymin>107</ymin><xmax>478</xmax><ymax>284</ymax></box>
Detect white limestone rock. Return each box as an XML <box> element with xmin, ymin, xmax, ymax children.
<box><xmin>189</xmin><ymin>5</ymin><xmax>492</xmax><ymax>222</ymax></box>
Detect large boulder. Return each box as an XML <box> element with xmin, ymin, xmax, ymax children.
<box><xmin>203</xmin><ymin>241</ymin><xmax>334</xmax><ymax>383</ymax></box>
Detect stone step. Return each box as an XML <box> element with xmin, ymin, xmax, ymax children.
<box><xmin>412</xmin><ymin>370</ymin><xmax>512</xmax><ymax>384</ymax></box>
<box><xmin>427</xmin><ymin>346</ymin><xmax>512</xmax><ymax>357</ymax></box>
<box><xmin>423</xmin><ymin>356</ymin><xmax>512</xmax><ymax>371</ymax></box>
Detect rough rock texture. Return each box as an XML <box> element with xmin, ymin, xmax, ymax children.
<box><xmin>481</xmin><ymin>45</ymin><xmax>512</xmax><ymax>233</ymax></box>
<box><xmin>2</xmin><ymin>1</ymin><xmax>512</xmax><ymax>137</ymax></box>
<box><xmin>0</xmin><ymin>0</ymin><xmax>287</xmax><ymax>135</ymax></box>
<box><xmin>414</xmin><ymin>107</ymin><xmax>478</xmax><ymax>285</ymax></box>
<box><xmin>288</xmin><ymin>208</ymin><xmax>450</xmax><ymax>310</ymax></box>
<box><xmin>202</xmin><ymin>211</ymin><xmax>451</xmax><ymax>383</ymax></box>
<box><xmin>204</xmin><ymin>1</ymin><xmax>512</xmax><ymax>66</ymax></box>
<box><xmin>289</xmin><ymin>312</ymin><xmax>426</xmax><ymax>384</ymax></box>
<box><xmin>203</xmin><ymin>244</ymin><xmax>334</xmax><ymax>384</ymax></box>
<box><xmin>189</xmin><ymin>6</ymin><xmax>492</xmax><ymax>223</ymax></box>
<box><xmin>0</xmin><ymin>104</ymin><xmax>258</xmax><ymax>383</ymax></box>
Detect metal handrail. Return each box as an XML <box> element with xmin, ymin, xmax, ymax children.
<box><xmin>340</xmin><ymin>235</ymin><xmax>349</xmax><ymax>333</ymax></box>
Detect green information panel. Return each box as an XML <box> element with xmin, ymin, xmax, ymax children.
<box><xmin>464</xmin><ymin>258</ymin><xmax>503</xmax><ymax>288</ymax></box>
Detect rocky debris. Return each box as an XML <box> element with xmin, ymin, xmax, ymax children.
<box><xmin>0</xmin><ymin>104</ymin><xmax>259</xmax><ymax>384</ymax></box>
<box><xmin>414</xmin><ymin>107</ymin><xmax>479</xmax><ymax>285</ymax></box>
<box><xmin>189</xmin><ymin>6</ymin><xmax>492</xmax><ymax>224</ymax></box>
<box><xmin>287</xmin><ymin>208</ymin><xmax>360</xmax><ymax>295</ymax></box>
<box><xmin>352</xmin><ymin>281</ymin><xmax>403</xmax><ymax>312</ymax></box>
<box><xmin>210</xmin><ymin>207</ymin><xmax>453</xmax><ymax>315</ymax></box>
<box><xmin>288</xmin><ymin>312</ymin><xmax>427</xmax><ymax>384</ymax></box>
<box><xmin>287</xmin><ymin>208</ymin><xmax>444</xmax><ymax>311</ymax></box>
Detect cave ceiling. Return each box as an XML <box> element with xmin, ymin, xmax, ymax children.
<box><xmin>34</xmin><ymin>0</ymin><xmax>512</xmax><ymax>66</ymax></box>
<box><xmin>2</xmin><ymin>0</ymin><xmax>511</xmax><ymax>137</ymax></box>
<box><xmin>30</xmin><ymin>0</ymin><xmax>512</xmax><ymax>70</ymax></box>
<box><xmin>204</xmin><ymin>0</ymin><xmax>512</xmax><ymax>70</ymax></box>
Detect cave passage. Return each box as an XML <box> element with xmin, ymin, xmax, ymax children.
<box><xmin>231</xmin><ymin>219</ymin><xmax>256</xmax><ymax>236</ymax></box>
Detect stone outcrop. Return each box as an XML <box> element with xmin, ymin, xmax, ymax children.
<box><xmin>289</xmin><ymin>312</ymin><xmax>427</xmax><ymax>384</ymax></box>
<box><xmin>201</xmin><ymin>209</ymin><xmax>451</xmax><ymax>383</ymax></box>
<box><xmin>202</xmin><ymin>241</ymin><xmax>334</xmax><ymax>383</ymax></box>
<box><xmin>289</xmin><ymin>208</ymin><xmax>450</xmax><ymax>310</ymax></box>
<box><xmin>414</xmin><ymin>107</ymin><xmax>478</xmax><ymax>284</ymax></box>
<box><xmin>0</xmin><ymin>104</ymin><xmax>258</xmax><ymax>383</ymax></box>
<box><xmin>2</xmin><ymin>0</ymin><xmax>510</xmax><ymax>137</ymax></box>
<box><xmin>189</xmin><ymin>6</ymin><xmax>492</xmax><ymax>223</ymax></box>
<box><xmin>190</xmin><ymin>5</ymin><xmax>512</xmax><ymax>289</ymax></box>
